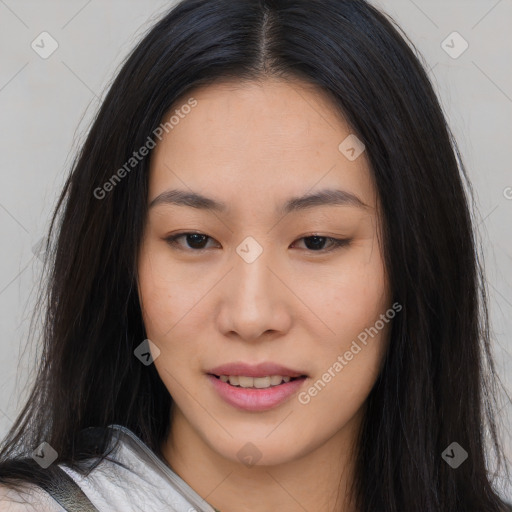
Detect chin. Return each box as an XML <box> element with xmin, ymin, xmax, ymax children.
<box><xmin>205</xmin><ymin>429</ymin><xmax>313</xmax><ymax>468</ymax></box>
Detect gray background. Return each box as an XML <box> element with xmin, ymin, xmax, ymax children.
<box><xmin>0</xmin><ymin>0</ymin><xmax>511</xmax><ymax>501</ymax></box>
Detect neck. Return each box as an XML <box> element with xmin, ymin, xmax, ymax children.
<box><xmin>161</xmin><ymin>408</ymin><xmax>363</xmax><ymax>512</ymax></box>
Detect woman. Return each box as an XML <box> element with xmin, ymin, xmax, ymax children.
<box><xmin>0</xmin><ymin>0</ymin><xmax>510</xmax><ymax>510</ymax></box>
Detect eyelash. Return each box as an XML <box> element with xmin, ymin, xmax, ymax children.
<box><xmin>164</xmin><ymin>232</ymin><xmax>351</xmax><ymax>254</ymax></box>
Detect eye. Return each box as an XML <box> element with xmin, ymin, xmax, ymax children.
<box><xmin>165</xmin><ymin>232</ymin><xmax>218</xmax><ymax>251</ymax></box>
<box><xmin>291</xmin><ymin>235</ymin><xmax>351</xmax><ymax>252</ymax></box>
<box><xmin>164</xmin><ymin>232</ymin><xmax>351</xmax><ymax>253</ymax></box>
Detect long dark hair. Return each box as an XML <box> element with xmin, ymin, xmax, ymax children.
<box><xmin>1</xmin><ymin>0</ymin><xmax>509</xmax><ymax>510</ymax></box>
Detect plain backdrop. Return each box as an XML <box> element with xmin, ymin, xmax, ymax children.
<box><xmin>0</xmin><ymin>0</ymin><xmax>511</xmax><ymax>501</ymax></box>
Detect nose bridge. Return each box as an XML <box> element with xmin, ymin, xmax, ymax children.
<box><xmin>216</xmin><ymin>235</ymin><xmax>290</xmax><ymax>340</ymax></box>
<box><xmin>232</xmin><ymin>234</ymin><xmax>275</xmax><ymax>306</ymax></box>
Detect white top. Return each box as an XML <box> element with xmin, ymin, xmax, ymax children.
<box><xmin>0</xmin><ymin>424</ymin><xmax>217</xmax><ymax>512</ymax></box>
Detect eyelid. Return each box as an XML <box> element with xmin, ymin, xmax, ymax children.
<box><xmin>165</xmin><ymin>232</ymin><xmax>219</xmax><ymax>251</ymax></box>
<box><xmin>164</xmin><ymin>232</ymin><xmax>351</xmax><ymax>253</ymax></box>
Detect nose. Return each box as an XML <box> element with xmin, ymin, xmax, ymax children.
<box><xmin>215</xmin><ymin>245</ymin><xmax>292</xmax><ymax>342</ymax></box>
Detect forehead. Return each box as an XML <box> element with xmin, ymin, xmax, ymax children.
<box><xmin>148</xmin><ymin>79</ymin><xmax>376</xmax><ymax>214</ymax></box>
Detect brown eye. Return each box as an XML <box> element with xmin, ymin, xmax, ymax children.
<box><xmin>164</xmin><ymin>232</ymin><xmax>351</xmax><ymax>253</ymax></box>
<box><xmin>165</xmin><ymin>232</ymin><xmax>216</xmax><ymax>250</ymax></box>
<box><xmin>292</xmin><ymin>235</ymin><xmax>351</xmax><ymax>252</ymax></box>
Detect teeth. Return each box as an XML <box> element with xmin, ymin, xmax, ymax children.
<box><xmin>218</xmin><ymin>375</ymin><xmax>297</xmax><ymax>388</ymax></box>
<box><xmin>238</xmin><ymin>376</ymin><xmax>254</xmax><ymax>388</ymax></box>
<box><xmin>253</xmin><ymin>377</ymin><xmax>271</xmax><ymax>388</ymax></box>
<box><xmin>270</xmin><ymin>375</ymin><xmax>283</xmax><ymax>386</ymax></box>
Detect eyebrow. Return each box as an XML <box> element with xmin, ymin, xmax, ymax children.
<box><xmin>148</xmin><ymin>188</ymin><xmax>369</xmax><ymax>214</ymax></box>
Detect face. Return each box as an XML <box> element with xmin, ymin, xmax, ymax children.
<box><xmin>137</xmin><ymin>78</ymin><xmax>393</xmax><ymax>467</ymax></box>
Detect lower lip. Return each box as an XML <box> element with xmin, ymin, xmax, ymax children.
<box><xmin>207</xmin><ymin>375</ymin><xmax>307</xmax><ymax>411</ymax></box>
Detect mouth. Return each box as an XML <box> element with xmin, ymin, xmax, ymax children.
<box><xmin>206</xmin><ymin>363</ymin><xmax>309</xmax><ymax>411</ymax></box>
<box><xmin>208</xmin><ymin>374</ymin><xmax>307</xmax><ymax>389</ymax></box>
<box><xmin>206</xmin><ymin>373</ymin><xmax>307</xmax><ymax>412</ymax></box>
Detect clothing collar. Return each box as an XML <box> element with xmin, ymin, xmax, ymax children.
<box><xmin>105</xmin><ymin>424</ymin><xmax>217</xmax><ymax>512</ymax></box>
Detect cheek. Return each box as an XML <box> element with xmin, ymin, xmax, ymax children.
<box><xmin>137</xmin><ymin>243</ymin><xmax>212</xmax><ymax>387</ymax></box>
<box><xmin>137</xmin><ymin>243</ymin><xmax>207</xmax><ymax>338</ymax></box>
<box><xmin>293</xmin><ymin>238</ymin><xmax>390</xmax><ymax>401</ymax></box>
<box><xmin>137</xmin><ymin>251</ymin><xmax>199</xmax><ymax>394</ymax></box>
<box><xmin>297</xmin><ymin>242</ymin><xmax>391</xmax><ymax>417</ymax></box>
<box><xmin>338</xmin><ymin>255</ymin><xmax>389</xmax><ymax>339</ymax></box>
<box><xmin>297</xmin><ymin>238</ymin><xmax>390</xmax><ymax>345</ymax></box>
<box><xmin>137</xmin><ymin>254</ymin><xmax>171</xmax><ymax>337</ymax></box>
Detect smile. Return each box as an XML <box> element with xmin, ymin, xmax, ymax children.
<box><xmin>214</xmin><ymin>375</ymin><xmax>300</xmax><ymax>388</ymax></box>
<box><xmin>207</xmin><ymin>373</ymin><xmax>307</xmax><ymax>411</ymax></box>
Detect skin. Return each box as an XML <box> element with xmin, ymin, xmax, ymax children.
<box><xmin>137</xmin><ymin>78</ymin><xmax>393</xmax><ymax>512</ymax></box>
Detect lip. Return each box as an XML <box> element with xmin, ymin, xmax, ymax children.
<box><xmin>207</xmin><ymin>362</ymin><xmax>306</xmax><ymax>378</ymax></box>
<box><xmin>207</xmin><ymin>374</ymin><xmax>307</xmax><ymax>411</ymax></box>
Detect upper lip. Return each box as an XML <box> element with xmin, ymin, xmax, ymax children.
<box><xmin>207</xmin><ymin>362</ymin><xmax>307</xmax><ymax>378</ymax></box>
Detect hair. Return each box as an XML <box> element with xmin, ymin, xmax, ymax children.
<box><xmin>0</xmin><ymin>0</ymin><xmax>510</xmax><ymax>510</ymax></box>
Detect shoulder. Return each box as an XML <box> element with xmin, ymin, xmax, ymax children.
<box><xmin>0</xmin><ymin>482</ymin><xmax>65</xmax><ymax>511</ymax></box>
